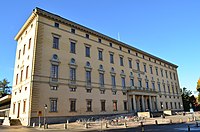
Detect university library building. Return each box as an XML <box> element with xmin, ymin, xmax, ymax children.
<box><xmin>10</xmin><ymin>8</ymin><xmax>183</xmax><ymax>126</ymax></box>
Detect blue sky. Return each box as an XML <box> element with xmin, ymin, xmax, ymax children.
<box><xmin>0</xmin><ymin>0</ymin><xmax>199</xmax><ymax>94</ymax></box>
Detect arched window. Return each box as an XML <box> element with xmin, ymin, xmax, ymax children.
<box><xmin>52</xmin><ymin>54</ymin><xmax>58</xmax><ymax>60</ymax></box>
<box><xmin>99</xmin><ymin>65</ymin><xmax>103</xmax><ymax>70</ymax></box>
<box><xmin>70</xmin><ymin>58</ymin><xmax>75</xmax><ymax>64</ymax></box>
<box><xmin>111</xmin><ymin>67</ymin><xmax>115</xmax><ymax>72</ymax></box>
<box><xmin>86</xmin><ymin>61</ymin><xmax>90</xmax><ymax>67</ymax></box>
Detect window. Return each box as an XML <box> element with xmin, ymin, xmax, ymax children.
<box><xmin>120</xmin><ymin>56</ymin><xmax>123</xmax><ymax>66</ymax></box>
<box><xmin>121</xmin><ymin>77</ymin><xmax>126</xmax><ymax>89</ymax></box>
<box><xmin>156</xmin><ymin>68</ymin><xmax>158</xmax><ymax>76</ymax></box>
<box><xmin>152</xmin><ymin>82</ymin><xmax>155</xmax><ymax>90</ymax></box>
<box><xmin>99</xmin><ymin>73</ymin><xmax>104</xmax><ymax>87</ymax></box>
<box><xmin>98</xmin><ymin>50</ymin><xmax>103</xmax><ymax>60</ymax></box>
<box><xmin>161</xmin><ymin>69</ymin><xmax>163</xmax><ymax>77</ymax></box>
<box><xmin>173</xmin><ymin>73</ymin><xmax>176</xmax><ymax>80</ymax></box>
<box><xmin>16</xmin><ymin>74</ymin><xmax>18</xmax><ymax>85</ymax></box>
<box><xmin>86</xmin><ymin>71</ymin><xmax>91</xmax><ymax>85</ymax></box>
<box><xmin>168</xmin><ymin>85</ymin><xmax>170</xmax><ymax>93</ymax></box>
<box><xmin>18</xmin><ymin>50</ymin><xmax>21</xmax><ymax>59</ymax></box>
<box><xmin>85</xmin><ymin>46</ymin><xmax>90</xmax><ymax>57</ymax></box>
<box><xmin>53</xmin><ymin>36</ymin><xmax>59</xmax><ymax>49</ymax></box>
<box><xmin>174</xmin><ymin>102</ymin><xmax>177</xmax><ymax>109</ymax></box>
<box><xmin>101</xmin><ymin>100</ymin><xmax>106</xmax><ymax>111</ymax></box>
<box><xmin>13</xmin><ymin>103</ymin><xmax>16</xmax><ymax>114</ymax></box>
<box><xmin>111</xmin><ymin>75</ymin><xmax>116</xmax><ymax>88</ymax></box>
<box><xmin>119</xmin><ymin>46</ymin><xmax>122</xmax><ymax>50</ymax></box>
<box><xmin>23</xmin><ymin>44</ymin><xmax>26</xmax><ymax>55</ymax></box>
<box><xmin>170</xmin><ymin>102</ymin><xmax>173</xmax><ymax>109</ymax></box>
<box><xmin>160</xmin><ymin>102</ymin><xmax>163</xmax><ymax>109</ymax></box>
<box><xmin>130</xmin><ymin>78</ymin><xmax>134</xmax><ymax>86</ymax></box>
<box><xmin>70</xmin><ymin>68</ymin><xmax>76</xmax><ymax>82</ymax></box>
<box><xmin>98</xmin><ymin>38</ymin><xmax>101</xmax><ymax>43</ymax></box>
<box><xmin>166</xmin><ymin>102</ymin><xmax>168</xmax><ymax>109</ymax></box>
<box><xmin>138</xmin><ymin>80</ymin><xmax>142</xmax><ymax>87</ymax></box>
<box><xmin>129</xmin><ymin>59</ymin><xmax>132</xmax><ymax>68</ymax></box>
<box><xmin>150</xmin><ymin>66</ymin><xmax>153</xmax><ymax>74</ymax></box>
<box><xmin>124</xmin><ymin>101</ymin><xmax>127</xmax><ymax>111</ymax></box>
<box><xmin>143</xmin><ymin>64</ymin><xmax>147</xmax><ymax>72</ymax></box>
<box><xmin>158</xmin><ymin>83</ymin><xmax>161</xmax><ymax>92</ymax></box>
<box><xmin>86</xmin><ymin>34</ymin><xmax>89</xmax><ymax>39</ymax></box>
<box><xmin>20</xmin><ymin>70</ymin><xmax>23</xmax><ymax>82</ymax></box>
<box><xmin>110</xmin><ymin>54</ymin><xmax>114</xmax><ymax>63</ymax></box>
<box><xmin>23</xmin><ymin>100</ymin><xmax>26</xmax><ymax>113</ymax></box>
<box><xmin>51</xmin><ymin>64</ymin><xmax>58</xmax><ymax>81</ymax></box>
<box><xmin>26</xmin><ymin>66</ymin><xmax>29</xmax><ymax>79</ymax></box>
<box><xmin>137</xmin><ymin>62</ymin><xmax>140</xmax><ymax>71</ymax></box>
<box><xmin>70</xmin><ymin>42</ymin><xmax>76</xmax><ymax>53</ymax></box>
<box><xmin>128</xmin><ymin>49</ymin><xmax>130</xmax><ymax>53</ymax></box>
<box><xmin>113</xmin><ymin>101</ymin><xmax>117</xmax><ymax>111</ymax></box>
<box><xmin>163</xmin><ymin>84</ymin><xmax>166</xmax><ymax>93</ymax></box>
<box><xmin>50</xmin><ymin>98</ymin><xmax>58</xmax><ymax>112</ymax></box>
<box><xmin>54</xmin><ymin>22</ymin><xmax>59</xmax><ymax>28</ymax></box>
<box><xmin>146</xmin><ymin>82</ymin><xmax>149</xmax><ymax>89</ymax></box>
<box><xmin>86</xmin><ymin>100</ymin><xmax>92</xmax><ymax>112</ymax></box>
<box><xmin>70</xmin><ymin>99</ymin><xmax>76</xmax><ymax>112</ymax></box>
<box><xmin>170</xmin><ymin>72</ymin><xmax>172</xmax><ymax>79</ymax></box>
<box><xmin>165</xmin><ymin>70</ymin><xmax>168</xmax><ymax>78</ymax></box>
<box><xmin>176</xmin><ymin>86</ymin><xmax>178</xmax><ymax>94</ymax></box>
<box><xmin>178</xmin><ymin>102</ymin><xmax>181</xmax><ymax>109</ymax></box>
<box><xmin>28</xmin><ymin>38</ymin><xmax>31</xmax><ymax>49</ymax></box>
<box><xmin>71</xmin><ymin>28</ymin><xmax>75</xmax><ymax>33</ymax></box>
<box><xmin>136</xmin><ymin>53</ymin><xmax>138</xmax><ymax>56</ymax></box>
<box><xmin>50</xmin><ymin>86</ymin><xmax>58</xmax><ymax>90</ymax></box>
<box><xmin>110</xmin><ymin>43</ymin><xmax>112</xmax><ymax>47</ymax></box>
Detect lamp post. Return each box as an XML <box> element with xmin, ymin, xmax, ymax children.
<box><xmin>44</xmin><ymin>104</ymin><xmax>47</xmax><ymax>128</ymax></box>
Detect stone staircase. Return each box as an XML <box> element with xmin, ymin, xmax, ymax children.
<box><xmin>9</xmin><ymin>119</ymin><xmax>22</xmax><ymax>126</ymax></box>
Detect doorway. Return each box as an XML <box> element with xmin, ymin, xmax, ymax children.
<box><xmin>17</xmin><ymin>103</ymin><xmax>20</xmax><ymax>118</ymax></box>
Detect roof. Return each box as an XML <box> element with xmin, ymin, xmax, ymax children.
<box><xmin>15</xmin><ymin>7</ymin><xmax>178</xmax><ymax>68</ymax></box>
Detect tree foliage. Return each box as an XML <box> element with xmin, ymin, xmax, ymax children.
<box><xmin>181</xmin><ymin>87</ymin><xmax>194</xmax><ymax>111</ymax></box>
<box><xmin>0</xmin><ymin>78</ymin><xmax>11</xmax><ymax>95</ymax></box>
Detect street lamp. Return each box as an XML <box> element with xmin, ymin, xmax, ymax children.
<box><xmin>44</xmin><ymin>104</ymin><xmax>47</xmax><ymax>128</ymax></box>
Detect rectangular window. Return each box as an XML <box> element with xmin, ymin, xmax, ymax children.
<box><xmin>26</xmin><ymin>66</ymin><xmax>29</xmax><ymax>79</ymax></box>
<box><xmin>168</xmin><ymin>85</ymin><xmax>170</xmax><ymax>93</ymax></box>
<box><xmin>160</xmin><ymin>102</ymin><xmax>163</xmax><ymax>109</ymax></box>
<box><xmin>71</xmin><ymin>28</ymin><xmax>75</xmax><ymax>33</ymax></box>
<box><xmin>129</xmin><ymin>59</ymin><xmax>132</xmax><ymax>68</ymax></box>
<box><xmin>16</xmin><ymin>74</ymin><xmax>18</xmax><ymax>85</ymax></box>
<box><xmin>85</xmin><ymin>46</ymin><xmax>90</xmax><ymax>57</ymax></box>
<box><xmin>161</xmin><ymin>69</ymin><xmax>163</xmax><ymax>77</ymax></box>
<box><xmin>70</xmin><ymin>68</ymin><xmax>76</xmax><ymax>82</ymax></box>
<box><xmin>53</xmin><ymin>37</ymin><xmax>59</xmax><ymax>49</ymax></box>
<box><xmin>113</xmin><ymin>101</ymin><xmax>117</xmax><ymax>111</ymax></box>
<box><xmin>51</xmin><ymin>64</ymin><xmax>58</xmax><ymax>81</ymax></box>
<box><xmin>70</xmin><ymin>42</ymin><xmax>76</xmax><ymax>53</ymax></box>
<box><xmin>98</xmin><ymin>38</ymin><xmax>101</xmax><ymax>43</ymax></box>
<box><xmin>170</xmin><ymin>72</ymin><xmax>172</xmax><ymax>79</ymax></box>
<box><xmin>137</xmin><ymin>62</ymin><xmax>140</xmax><ymax>71</ymax></box>
<box><xmin>99</xmin><ymin>73</ymin><xmax>104</xmax><ymax>87</ymax></box>
<box><xmin>70</xmin><ymin>99</ymin><xmax>76</xmax><ymax>112</ymax></box>
<box><xmin>138</xmin><ymin>80</ymin><xmax>142</xmax><ymax>88</ymax></box>
<box><xmin>174</xmin><ymin>102</ymin><xmax>177</xmax><ymax>109</ymax></box>
<box><xmin>156</xmin><ymin>68</ymin><xmax>158</xmax><ymax>76</ymax></box>
<box><xmin>23</xmin><ymin>44</ymin><xmax>26</xmax><ymax>55</ymax></box>
<box><xmin>173</xmin><ymin>73</ymin><xmax>176</xmax><ymax>80</ymax></box>
<box><xmin>121</xmin><ymin>77</ymin><xmax>126</xmax><ymax>89</ymax></box>
<box><xmin>150</xmin><ymin>66</ymin><xmax>153</xmax><ymax>74</ymax></box>
<box><xmin>28</xmin><ymin>38</ymin><xmax>31</xmax><ymax>49</ymax></box>
<box><xmin>50</xmin><ymin>98</ymin><xmax>57</xmax><ymax>112</ymax></box>
<box><xmin>110</xmin><ymin>54</ymin><xmax>114</xmax><ymax>63</ymax></box>
<box><xmin>176</xmin><ymin>86</ymin><xmax>178</xmax><ymax>94</ymax></box>
<box><xmin>146</xmin><ymin>82</ymin><xmax>149</xmax><ymax>89</ymax></box>
<box><xmin>111</xmin><ymin>75</ymin><xmax>116</xmax><ymax>88</ymax></box>
<box><xmin>23</xmin><ymin>100</ymin><xmax>26</xmax><ymax>113</ymax></box>
<box><xmin>152</xmin><ymin>82</ymin><xmax>155</xmax><ymax>90</ymax></box>
<box><xmin>128</xmin><ymin>49</ymin><xmax>130</xmax><ymax>53</ymax></box>
<box><xmin>170</xmin><ymin>102</ymin><xmax>173</xmax><ymax>109</ymax></box>
<box><xmin>86</xmin><ymin>34</ymin><xmax>89</xmax><ymax>39</ymax></box>
<box><xmin>109</xmin><ymin>43</ymin><xmax>112</xmax><ymax>47</ymax></box>
<box><xmin>54</xmin><ymin>22</ymin><xmax>59</xmax><ymax>28</ymax></box>
<box><xmin>143</xmin><ymin>64</ymin><xmax>147</xmax><ymax>72</ymax></box>
<box><xmin>172</xmin><ymin>86</ymin><xmax>175</xmax><ymax>94</ymax></box>
<box><xmin>119</xmin><ymin>46</ymin><xmax>122</xmax><ymax>50</ymax></box>
<box><xmin>158</xmin><ymin>83</ymin><xmax>161</xmax><ymax>92</ymax></box>
<box><xmin>130</xmin><ymin>78</ymin><xmax>134</xmax><ymax>86</ymax></box>
<box><xmin>86</xmin><ymin>100</ymin><xmax>92</xmax><ymax>112</ymax></box>
<box><xmin>18</xmin><ymin>50</ymin><xmax>21</xmax><ymax>59</ymax></box>
<box><xmin>13</xmin><ymin>103</ymin><xmax>16</xmax><ymax>114</ymax></box>
<box><xmin>166</xmin><ymin>102</ymin><xmax>168</xmax><ymax>109</ymax></box>
<box><xmin>120</xmin><ymin>57</ymin><xmax>123</xmax><ymax>66</ymax></box>
<box><xmin>20</xmin><ymin>70</ymin><xmax>23</xmax><ymax>82</ymax></box>
<box><xmin>86</xmin><ymin>71</ymin><xmax>91</xmax><ymax>85</ymax></box>
<box><xmin>124</xmin><ymin>101</ymin><xmax>127</xmax><ymax>111</ymax></box>
<box><xmin>98</xmin><ymin>50</ymin><xmax>103</xmax><ymax>60</ymax></box>
<box><xmin>165</xmin><ymin>70</ymin><xmax>168</xmax><ymax>78</ymax></box>
<box><xmin>101</xmin><ymin>100</ymin><xmax>106</xmax><ymax>111</ymax></box>
<box><xmin>163</xmin><ymin>84</ymin><xmax>166</xmax><ymax>93</ymax></box>
<box><xmin>178</xmin><ymin>102</ymin><xmax>181</xmax><ymax>109</ymax></box>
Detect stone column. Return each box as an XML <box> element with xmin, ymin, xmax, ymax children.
<box><xmin>149</xmin><ymin>96</ymin><xmax>152</xmax><ymax>112</ymax></box>
<box><xmin>141</xmin><ymin>95</ymin><xmax>145</xmax><ymax>112</ymax></box>
<box><xmin>132</xmin><ymin>94</ymin><xmax>137</xmax><ymax>112</ymax></box>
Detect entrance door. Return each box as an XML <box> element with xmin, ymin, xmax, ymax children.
<box><xmin>17</xmin><ymin>103</ymin><xmax>20</xmax><ymax>118</ymax></box>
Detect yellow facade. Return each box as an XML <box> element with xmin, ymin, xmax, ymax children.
<box><xmin>10</xmin><ymin>8</ymin><xmax>183</xmax><ymax>126</ymax></box>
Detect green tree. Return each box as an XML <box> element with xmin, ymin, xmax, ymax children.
<box><xmin>181</xmin><ymin>87</ymin><xmax>192</xmax><ymax>111</ymax></box>
<box><xmin>0</xmin><ymin>78</ymin><xmax>11</xmax><ymax>95</ymax></box>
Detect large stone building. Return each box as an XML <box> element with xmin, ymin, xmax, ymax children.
<box><xmin>10</xmin><ymin>7</ymin><xmax>183</xmax><ymax>126</ymax></box>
